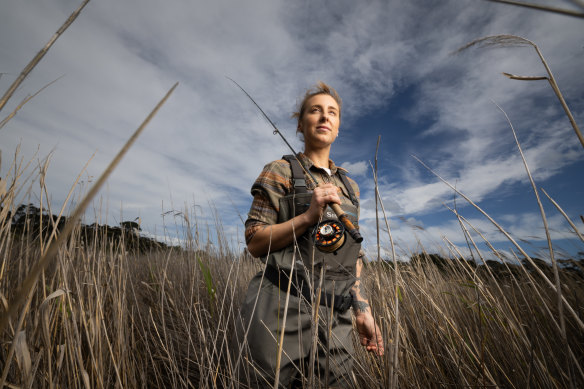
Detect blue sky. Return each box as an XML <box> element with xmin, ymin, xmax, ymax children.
<box><xmin>1</xmin><ymin>0</ymin><xmax>583</xmax><ymax>261</ymax></box>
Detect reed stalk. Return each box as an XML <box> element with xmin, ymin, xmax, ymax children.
<box><xmin>493</xmin><ymin>101</ymin><xmax>568</xmax><ymax>360</ymax></box>
<box><xmin>0</xmin><ymin>0</ymin><xmax>91</xmax><ymax>113</ymax></box>
<box><xmin>484</xmin><ymin>0</ymin><xmax>584</xmax><ymax>18</ymax></box>
<box><xmin>457</xmin><ymin>34</ymin><xmax>584</xmax><ymax>150</ymax></box>
<box><xmin>0</xmin><ymin>77</ymin><xmax>63</xmax><ymax>131</ymax></box>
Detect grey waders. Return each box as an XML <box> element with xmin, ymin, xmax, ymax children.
<box><xmin>239</xmin><ymin>155</ymin><xmax>361</xmax><ymax>388</ymax></box>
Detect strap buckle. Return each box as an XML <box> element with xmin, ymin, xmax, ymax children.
<box><xmin>293</xmin><ymin>178</ymin><xmax>306</xmax><ymax>188</ymax></box>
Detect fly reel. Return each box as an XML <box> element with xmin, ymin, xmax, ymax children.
<box><xmin>314</xmin><ymin>220</ymin><xmax>346</xmax><ymax>253</ymax></box>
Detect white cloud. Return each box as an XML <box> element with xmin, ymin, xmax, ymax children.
<box><xmin>341</xmin><ymin>160</ymin><xmax>368</xmax><ymax>176</ymax></box>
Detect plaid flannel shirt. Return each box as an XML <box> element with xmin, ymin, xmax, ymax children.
<box><xmin>244</xmin><ymin>153</ymin><xmax>360</xmax><ymax>245</ymax></box>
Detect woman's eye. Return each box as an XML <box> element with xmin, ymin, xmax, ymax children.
<box><xmin>329</xmin><ymin>111</ymin><xmax>337</xmax><ymax>116</ymax></box>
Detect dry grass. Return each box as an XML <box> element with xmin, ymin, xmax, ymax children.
<box><xmin>0</xmin><ymin>152</ymin><xmax>582</xmax><ymax>388</ymax></box>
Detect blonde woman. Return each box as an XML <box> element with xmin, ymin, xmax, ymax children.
<box><xmin>240</xmin><ymin>82</ymin><xmax>383</xmax><ymax>388</ymax></box>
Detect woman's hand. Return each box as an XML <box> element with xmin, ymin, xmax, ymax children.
<box><xmin>355</xmin><ymin>311</ymin><xmax>384</xmax><ymax>356</ymax></box>
<box><xmin>351</xmin><ymin>257</ymin><xmax>384</xmax><ymax>356</ymax></box>
<box><xmin>247</xmin><ymin>183</ymin><xmax>341</xmax><ymax>257</ymax></box>
<box><xmin>304</xmin><ymin>183</ymin><xmax>341</xmax><ymax>225</ymax></box>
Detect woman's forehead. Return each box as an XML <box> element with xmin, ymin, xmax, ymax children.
<box><xmin>306</xmin><ymin>94</ymin><xmax>339</xmax><ymax>109</ymax></box>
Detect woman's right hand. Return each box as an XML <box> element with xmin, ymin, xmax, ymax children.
<box><xmin>304</xmin><ymin>183</ymin><xmax>342</xmax><ymax>225</ymax></box>
<box><xmin>247</xmin><ymin>183</ymin><xmax>342</xmax><ymax>257</ymax></box>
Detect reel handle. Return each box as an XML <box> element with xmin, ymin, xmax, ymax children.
<box><xmin>329</xmin><ymin>203</ymin><xmax>363</xmax><ymax>243</ymax></box>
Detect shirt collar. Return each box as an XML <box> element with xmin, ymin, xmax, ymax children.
<box><xmin>298</xmin><ymin>152</ymin><xmax>339</xmax><ymax>174</ymax></box>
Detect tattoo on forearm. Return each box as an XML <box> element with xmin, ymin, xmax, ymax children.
<box><xmin>358</xmin><ymin>282</ymin><xmax>367</xmax><ymax>297</ymax></box>
<box><xmin>351</xmin><ymin>279</ymin><xmax>368</xmax><ymax>299</ymax></box>
<box><xmin>350</xmin><ymin>282</ymin><xmax>359</xmax><ymax>296</ymax></box>
<box><xmin>353</xmin><ymin>300</ymin><xmax>370</xmax><ymax>313</ymax></box>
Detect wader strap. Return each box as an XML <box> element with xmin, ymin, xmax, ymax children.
<box><xmin>337</xmin><ymin>170</ymin><xmax>359</xmax><ymax>207</ymax></box>
<box><xmin>264</xmin><ymin>265</ymin><xmax>353</xmax><ymax>313</ymax></box>
<box><xmin>282</xmin><ymin>154</ymin><xmax>358</xmax><ymax>207</ymax></box>
<box><xmin>282</xmin><ymin>154</ymin><xmax>307</xmax><ymax>194</ymax></box>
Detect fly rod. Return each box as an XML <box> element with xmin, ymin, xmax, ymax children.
<box><xmin>228</xmin><ymin>77</ymin><xmax>363</xmax><ymax>243</ymax></box>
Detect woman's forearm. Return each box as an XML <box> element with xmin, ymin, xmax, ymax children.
<box><xmin>351</xmin><ymin>257</ymin><xmax>372</xmax><ymax>315</ymax></box>
<box><xmin>247</xmin><ymin>183</ymin><xmax>341</xmax><ymax>258</ymax></box>
<box><xmin>351</xmin><ymin>256</ymin><xmax>384</xmax><ymax>355</ymax></box>
<box><xmin>246</xmin><ymin>213</ymin><xmax>313</xmax><ymax>257</ymax></box>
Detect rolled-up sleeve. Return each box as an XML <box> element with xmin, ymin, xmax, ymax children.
<box><xmin>244</xmin><ymin>159</ymin><xmax>291</xmax><ymax>244</ymax></box>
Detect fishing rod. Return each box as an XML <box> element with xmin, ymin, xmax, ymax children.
<box><xmin>228</xmin><ymin>77</ymin><xmax>363</xmax><ymax>244</ymax></box>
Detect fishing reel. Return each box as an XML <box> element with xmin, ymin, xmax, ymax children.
<box><xmin>313</xmin><ymin>220</ymin><xmax>346</xmax><ymax>253</ymax></box>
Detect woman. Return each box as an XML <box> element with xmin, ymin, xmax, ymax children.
<box><xmin>239</xmin><ymin>82</ymin><xmax>383</xmax><ymax>388</ymax></box>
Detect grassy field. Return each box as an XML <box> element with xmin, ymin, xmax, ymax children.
<box><xmin>0</xmin><ymin>164</ymin><xmax>583</xmax><ymax>388</ymax></box>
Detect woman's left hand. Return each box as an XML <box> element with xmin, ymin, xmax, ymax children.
<box><xmin>355</xmin><ymin>312</ymin><xmax>384</xmax><ymax>356</ymax></box>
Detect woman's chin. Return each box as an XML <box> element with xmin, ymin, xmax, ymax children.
<box><xmin>306</xmin><ymin>136</ymin><xmax>335</xmax><ymax>148</ymax></box>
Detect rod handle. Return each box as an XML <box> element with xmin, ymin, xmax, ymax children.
<box><xmin>330</xmin><ymin>203</ymin><xmax>363</xmax><ymax>243</ymax></box>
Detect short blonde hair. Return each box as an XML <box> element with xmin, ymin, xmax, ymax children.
<box><xmin>292</xmin><ymin>81</ymin><xmax>342</xmax><ymax>127</ymax></box>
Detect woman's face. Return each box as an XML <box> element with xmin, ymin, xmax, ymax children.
<box><xmin>298</xmin><ymin>94</ymin><xmax>340</xmax><ymax>148</ymax></box>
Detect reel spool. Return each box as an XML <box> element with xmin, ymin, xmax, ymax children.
<box><xmin>314</xmin><ymin>220</ymin><xmax>346</xmax><ymax>253</ymax></box>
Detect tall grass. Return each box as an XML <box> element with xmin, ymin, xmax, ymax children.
<box><xmin>1</xmin><ymin>152</ymin><xmax>582</xmax><ymax>388</ymax></box>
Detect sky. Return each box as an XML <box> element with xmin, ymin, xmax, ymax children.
<box><xmin>1</xmin><ymin>0</ymin><xmax>583</xmax><ymax>261</ymax></box>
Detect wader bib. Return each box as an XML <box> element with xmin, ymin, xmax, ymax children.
<box><xmin>240</xmin><ymin>155</ymin><xmax>361</xmax><ymax>388</ymax></box>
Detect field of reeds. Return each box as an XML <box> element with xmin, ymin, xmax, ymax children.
<box><xmin>1</xmin><ymin>2</ymin><xmax>584</xmax><ymax>388</ymax></box>
<box><xmin>1</xmin><ymin>161</ymin><xmax>583</xmax><ymax>388</ymax></box>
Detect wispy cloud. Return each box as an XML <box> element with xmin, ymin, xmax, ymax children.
<box><xmin>341</xmin><ymin>160</ymin><xmax>369</xmax><ymax>176</ymax></box>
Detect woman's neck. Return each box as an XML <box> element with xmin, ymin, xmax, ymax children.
<box><xmin>303</xmin><ymin>146</ymin><xmax>330</xmax><ymax>169</ymax></box>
